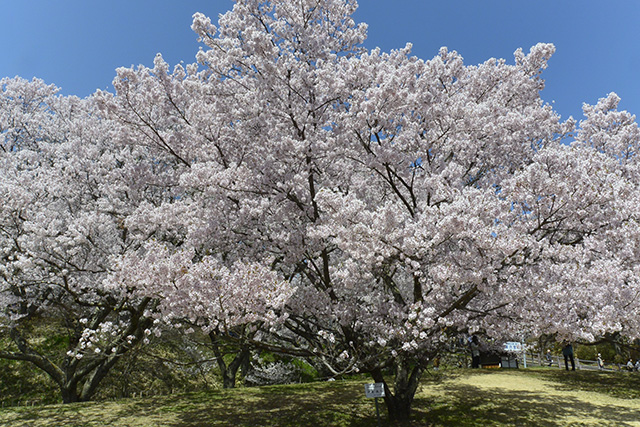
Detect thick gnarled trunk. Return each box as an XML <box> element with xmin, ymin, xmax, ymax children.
<box><xmin>371</xmin><ymin>359</ymin><xmax>424</xmax><ymax>422</ymax></box>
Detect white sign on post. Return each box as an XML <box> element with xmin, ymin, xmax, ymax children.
<box><xmin>364</xmin><ymin>382</ymin><xmax>385</xmax><ymax>398</ymax></box>
<box><xmin>504</xmin><ymin>342</ymin><xmax>522</xmax><ymax>352</ymax></box>
<box><xmin>365</xmin><ymin>383</ymin><xmax>385</xmax><ymax>427</ymax></box>
<box><xmin>504</xmin><ymin>341</ymin><xmax>527</xmax><ymax>368</ymax></box>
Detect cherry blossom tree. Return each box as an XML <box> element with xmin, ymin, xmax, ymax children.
<box><xmin>94</xmin><ymin>52</ymin><xmax>299</xmax><ymax>388</ymax></box>
<box><xmin>0</xmin><ymin>77</ymin><xmax>159</xmax><ymax>403</ymax></box>
<box><xmin>75</xmin><ymin>0</ymin><xmax>640</xmax><ymax>420</ymax></box>
<box><xmin>97</xmin><ymin>0</ymin><xmax>640</xmax><ymax>420</ymax></box>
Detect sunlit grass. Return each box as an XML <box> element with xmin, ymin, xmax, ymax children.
<box><xmin>418</xmin><ymin>368</ymin><xmax>640</xmax><ymax>426</ymax></box>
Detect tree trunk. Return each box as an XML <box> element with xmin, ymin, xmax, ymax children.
<box><xmin>60</xmin><ymin>385</ymin><xmax>80</xmax><ymax>404</ymax></box>
<box><xmin>224</xmin><ymin>349</ymin><xmax>250</xmax><ymax>388</ymax></box>
<box><xmin>383</xmin><ymin>393</ymin><xmax>414</xmax><ymax>423</ymax></box>
<box><xmin>79</xmin><ymin>356</ymin><xmax>121</xmax><ymax>401</ymax></box>
<box><xmin>2</xmin><ymin>300</ymin><xmax>153</xmax><ymax>404</ymax></box>
<box><xmin>371</xmin><ymin>359</ymin><xmax>424</xmax><ymax>423</ymax></box>
<box><xmin>210</xmin><ymin>331</ymin><xmax>250</xmax><ymax>389</ymax></box>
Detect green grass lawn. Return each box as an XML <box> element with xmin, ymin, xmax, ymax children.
<box><xmin>2</xmin><ymin>368</ymin><xmax>640</xmax><ymax>426</ymax></box>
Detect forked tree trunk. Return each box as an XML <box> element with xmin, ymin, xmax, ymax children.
<box><xmin>220</xmin><ymin>349</ymin><xmax>250</xmax><ymax>388</ymax></box>
<box><xmin>2</xmin><ymin>300</ymin><xmax>153</xmax><ymax>404</ymax></box>
<box><xmin>60</xmin><ymin>386</ymin><xmax>80</xmax><ymax>404</ymax></box>
<box><xmin>56</xmin><ymin>357</ymin><xmax>120</xmax><ymax>403</ymax></box>
<box><xmin>371</xmin><ymin>359</ymin><xmax>424</xmax><ymax>423</ymax></box>
<box><xmin>209</xmin><ymin>331</ymin><xmax>250</xmax><ymax>388</ymax></box>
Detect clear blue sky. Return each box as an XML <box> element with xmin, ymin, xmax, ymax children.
<box><xmin>2</xmin><ymin>1</ymin><xmax>639</xmax><ymax>122</ymax></box>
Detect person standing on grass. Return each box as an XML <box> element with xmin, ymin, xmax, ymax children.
<box><xmin>432</xmin><ymin>356</ymin><xmax>440</xmax><ymax>370</ymax></box>
<box><xmin>470</xmin><ymin>336</ymin><xmax>481</xmax><ymax>368</ymax></box>
<box><xmin>627</xmin><ymin>359</ymin><xmax>634</xmax><ymax>371</ymax></box>
<box><xmin>597</xmin><ymin>353</ymin><xmax>604</xmax><ymax>370</ymax></box>
<box><xmin>562</xmin><ymin>342</ymin><xmax>575</xmax><ymax>371</ymax></box>
<box><xmin>546</xmin><ymin>349</ymin><xmax>554</xmax><ymax>367</ymax></box>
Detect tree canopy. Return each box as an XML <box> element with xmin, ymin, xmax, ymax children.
<box><xmin>2</xmin><ymin>0</ymin><xmax>640</xmax><ymax>421</ymax></box>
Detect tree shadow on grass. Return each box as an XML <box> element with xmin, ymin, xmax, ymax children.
<box><xmin>6</xmin><ymin>371</ymin><xmax>639</xmax><ymax>426</ymax></box>
<box><xmin>3</xmin><ymin>399</ymin><xmax>174</xmax><ymax>427</ymax></box>
<box><xmin>164</xmin><ymin>380</ymin><xmax>378</xmax><ymax>427</ymax></box>
<box><xmin>535</xmin><ymin>369</ymin><xmax>640</xmax><ymax>400</ymax></box>
<box><xmin>421</xmin><ymin>382</ymin><xmax>640</xmax><ymax>427</ymax></box>
<box><xmin>1</xmin><ymin>383</ymin><xmax>378</xmax><ymax>427</ymax></box>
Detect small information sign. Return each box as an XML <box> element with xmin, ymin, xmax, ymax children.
<box><xmin>504</xmin><ymin>342</ymin><xmax>523</xmax><ymax>352</ymax></box>
<box><xmin>364</xmin><ymin>382</ymin><xmax>385</xmax><ymax>398</ymax></box>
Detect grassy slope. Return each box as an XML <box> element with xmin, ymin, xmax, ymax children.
<box><xmin>425</xmin><ymin>369</ymin><xmax>640</xmax><ymax>426</ymax></box>
<box><xmin>2</xmin><ymin>368</ymin><xmax>640</xmax><ymax>426</ymax></box>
